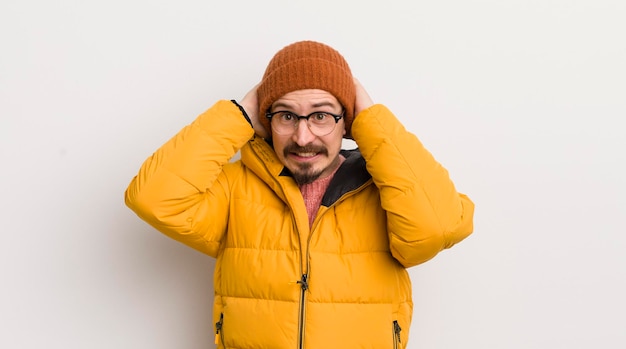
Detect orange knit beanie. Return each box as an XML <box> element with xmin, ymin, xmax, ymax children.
<box><xmin>257</xmin><ymin>41</ymin><xmax>356</xmax><ymax>138</ymax></box>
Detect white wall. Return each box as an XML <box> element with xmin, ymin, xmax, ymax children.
<box><xmin>1</xmin><ymin>0</ymin><xmax>624</xmax><ymax>348</ymax></box>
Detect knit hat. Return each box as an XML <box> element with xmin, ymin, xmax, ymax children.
<box><xmin>257</xmin><ymin>40</ymin><xmax>356</xmax><ymax>138</ymax></box>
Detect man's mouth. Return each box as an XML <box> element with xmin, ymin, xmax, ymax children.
<box><xmin>285</xmin><ymin>145</ymin><xmax>327</xmax><ymax>160</ymax></box>
<box><xmin>293</xmin><ymin>151</ymin><xmax>318</xmax><ymax>158</ymax></box>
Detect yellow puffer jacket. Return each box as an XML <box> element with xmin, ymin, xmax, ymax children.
<box><xmin>125</xmin><ymin>100</ymin><xmax>474</xmax><ymax>349</ymax></box>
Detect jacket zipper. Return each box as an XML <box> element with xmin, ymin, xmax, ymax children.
<box><xmin>297</xmin><ymin>179</ymin><xmax>313</xmax><ymax>349</ymax></box>
<box><xmin>215</xmin><ymin>313</ymin><xmax>224</xmax><ymax>348</ymax></box>
<box><xmin>393</xmin><ymin>320</ymin><xmax>402</xmax><ymax>349</ymax></box>
<box><xmin>297</xmin><ymin>273</ymin><xmax>309</xmax><ymax>349</ymax></box>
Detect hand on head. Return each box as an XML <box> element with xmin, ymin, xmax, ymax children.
<box><xmin>240</xmin><ymin>84</ymin><xmax>269</xmax><ymax>139</ymax></box>
<box><xmin>353</xmin><ymin>78</ymin><xmax>373</xmax><ymax>117</ymax></box>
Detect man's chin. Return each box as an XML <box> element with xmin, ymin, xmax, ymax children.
<box><xmin>290</xmin><ymin>164</ymin><xmax>323</xmax><ymax>185</ymax></box>
<box><xmin>292</xmin><ymin>172</ymin><xmax>323</xmax><ymax>185</ymax></box>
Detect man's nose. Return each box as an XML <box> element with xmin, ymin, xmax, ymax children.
<box><xmin>292</xmin><ymin>119</ymin><xmax>316</xmax><ymax>146</ymax></box>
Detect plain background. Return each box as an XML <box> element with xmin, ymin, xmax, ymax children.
<box><xmin>1</xmin><ymin>0</ymin><xmax>624</xmax><ymax>348</ymax></box>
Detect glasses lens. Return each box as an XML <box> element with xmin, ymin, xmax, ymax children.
<box><xmin>270</xmin><ymin>112</ymin><xmax>296</xmax><ymax>134</ymax></box>
<box><xmin>308</xmin><ymin>113</ymin><xmax>336</xmax><ymax>136</ymax></box>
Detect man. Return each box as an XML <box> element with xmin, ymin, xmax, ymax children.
<box><xmin>125</xmin><ymin>40</ymin><xmax>474</xmax><ymax>348</ymax></box>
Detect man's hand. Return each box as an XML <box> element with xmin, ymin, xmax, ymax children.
<box><xmin>240</xmin><ymin>84</ymin><xmax>269</xmax><ymax>139</ymax></box>
<box><xmin>354</xmin><ymin>78</ymin><xmax>374</xmax><ymax>116</ymax></box>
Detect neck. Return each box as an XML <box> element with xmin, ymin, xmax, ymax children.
<box><xmin>299</xmin><ymin>155</ymin><xmax>345</xmax><ymax>226</ymax></box>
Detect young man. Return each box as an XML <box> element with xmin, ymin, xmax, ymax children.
<box><xmin>125</xmin><ymin>40</ymin><xmax>474</xmax><ymax>348</ymax></box>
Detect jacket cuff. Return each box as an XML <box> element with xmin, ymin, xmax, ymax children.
<box><xmin>230</xmin><ymin>100</ymin><xmax>253</xmax><ymax>128</ymax></box>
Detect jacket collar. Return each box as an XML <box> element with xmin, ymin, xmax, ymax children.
<box><xmin>321</xmin><ymin>149</ymin><xmax>371</xmax><ymax>207</ymax></box>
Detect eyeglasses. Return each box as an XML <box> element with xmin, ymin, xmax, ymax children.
<box><xmin>265</xmin><ymin>110</ymin><xmax>344</xmax><ymax>136</ymax></box>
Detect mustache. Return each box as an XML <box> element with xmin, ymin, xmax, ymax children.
<box><xmin>283</xmin><ymin>144</ymin><xmax>328</xmax><ymax>156</ymax></box>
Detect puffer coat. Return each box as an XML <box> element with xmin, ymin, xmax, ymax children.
<box><xmin>125</xmin><ymin>100</ymin><xmax>474</xmax><ymax>348</ymax></box>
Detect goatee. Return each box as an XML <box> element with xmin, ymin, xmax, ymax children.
<box><xmin>292</xmin><ymin>163</ymin><xmax>324</xmax><ymax>186</ymax></box>
<box><xmin>284</xmin><ymin>144</ymin><xmax>328</xmax><ymax>186</ymax></box>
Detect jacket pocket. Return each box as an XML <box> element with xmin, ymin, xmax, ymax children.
<box><xmin>392</xmin><ymin>320</ymin><xmax>402</xmax><ymax>349</ymax></box>
<box><xmin>215</xmin><ymin>313</ymin><xmax>225</xmax><ymax>348</ymax></box>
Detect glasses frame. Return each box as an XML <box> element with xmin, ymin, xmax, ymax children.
<box><xmin>265</xmin><ymin>110</ymin><xmax>344</xmax><ymax>136</ymax></box>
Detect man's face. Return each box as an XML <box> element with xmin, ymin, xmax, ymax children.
<box><xmin>269</xmin><ymin>89</ymin><xmax>346</xmax><ymax>185</ymax></box>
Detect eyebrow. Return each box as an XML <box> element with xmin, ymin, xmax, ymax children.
<box><xmin>272</xmin><ymin>101</ymin><xmax>338</xmax><ymax>110</ymax></box>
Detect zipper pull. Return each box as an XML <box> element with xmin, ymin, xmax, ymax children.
<box><xmin>215</xmin><ymin>313</ymin><xmax>223</xmax><ymax>345</ymax></box>
<box><xmin>393</xmin><ymin>320</ymin><xmax>402</xmax><ymax>343</ymax></box>
<box><xmin>297</xmin><ymin>273</ymin><xmax>309</xmax><ymax>291</ymax></box>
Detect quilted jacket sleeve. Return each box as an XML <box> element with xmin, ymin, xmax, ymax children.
<box><xmin>351</xmin><ymin>104</ymin><xmax>474</xmax><ymax>268</ymax></box>
<box><xmin>124</xmin><ymin>100</ymin><xmax>254</xmax><ymax>257</ymax></box>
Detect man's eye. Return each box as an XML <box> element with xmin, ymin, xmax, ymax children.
<box><xmin>312</xmin><ymin>113</ymin><xmax>329</xmax><ymax>121</ymax></box>
<box><xmin>279</xmin><ymin>112</ymin><xmax>295</xmax><ymax>121</ymax></box>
